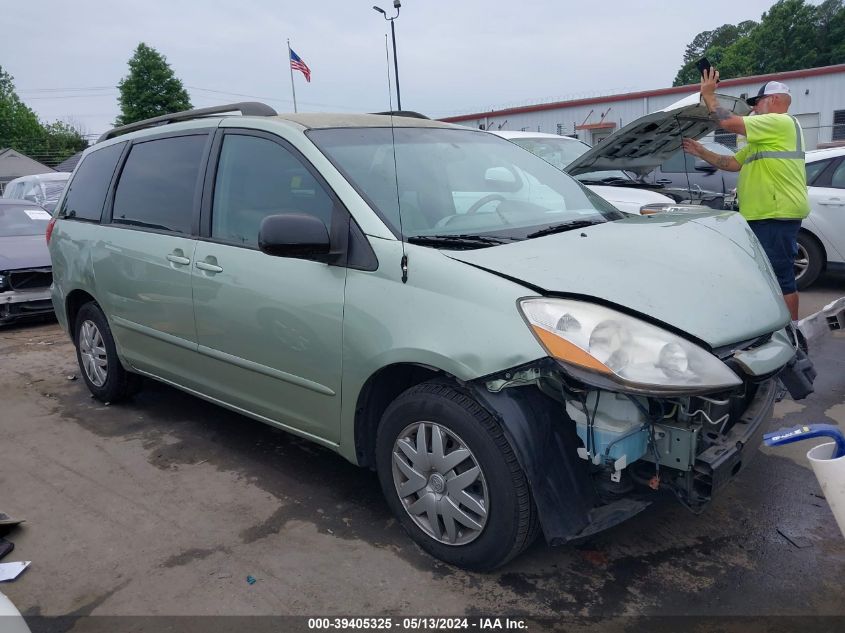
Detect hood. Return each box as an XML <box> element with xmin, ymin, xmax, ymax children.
<box><xmin>0</xmin><ymin>235</ymin><xmax>51</xmax><ymax>271</ymax></box>
<box><xmin>585</xmin><ymin>184</ymin><xmax>674</xmax><ymax>214</ymax></box>
<box><xmin>567</xmin><ymin>93</ymin><xmax>751</xmax><ymax>177</ymax></box>
<box><xmin>444</xmin><ymin>212</ymin><xmax>788</xmax><ymax>348</ymax></box>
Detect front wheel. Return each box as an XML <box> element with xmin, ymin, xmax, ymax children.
<box><xmin>375</xmin><ymin>382</ymin><xmax>538</xmax><ymax>570</ymax></box>
<box><xmin>74</xmin><ymin>302</ymin><xmax>142</xmax><ymax>403</ymax></box>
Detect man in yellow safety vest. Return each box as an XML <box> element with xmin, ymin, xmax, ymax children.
<box><xmin>682</xmin><ymin>68</ymin><xmax>810</xmax><ymax>321</ymax></box>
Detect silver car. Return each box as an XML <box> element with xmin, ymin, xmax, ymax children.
<box><xmin>0</xmin><ymin>199</ymin><xmax>54</xmax><ymax>324</ymax></box>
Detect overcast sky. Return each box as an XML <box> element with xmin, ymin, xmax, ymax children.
<box><xmin>3</xmin><ymin>0</ymin><xmax>784</xmax><ymax>139</ymax></box>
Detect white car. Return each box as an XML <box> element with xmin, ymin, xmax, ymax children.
<box><xmin>798</xmin><ymin>147</ymin><xmax>845</xmax><ymax>289</ymax></box>
<box><xmin>2</xmin><ymin>172</ymin><xmax>71</xmax><ymax>213</ymax></box>
<box><xmin>492</xmin><ymin>130</ymin><xmax>677</xmax><ymax>214</ymax></box>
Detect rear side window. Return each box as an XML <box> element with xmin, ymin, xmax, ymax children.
<box><xmin>805</xmin><ymin>159</ymin><xmax>831</xmax><ymax>185</ymax></box>
<box><xmin>113</xmin><ymin>135</ymin><xmax>206</xmax><ymax>234</ymax></box>
<box><xmin>830</xmin><ymin>160</ymin><xmax>845</xmax><ymax>189</ymax></box>
<box><xmin>61</xmin><ymin>143</ymin><xmax>125</xmax><ymax>221</ymax></box>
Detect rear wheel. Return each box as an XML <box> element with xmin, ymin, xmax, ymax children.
<box><xmin>74</xmin><ymin>302</ymin><xmax>141</xmax><ymax>403</ymax></box>
<box><xmin>376</xmin><ymin>382</ymin><xmax>538</xmax><ymax>570</ymax></box>
<box><xmin>795</xmin><ymin>232</ymin><xmax>824</xmax><ymax>290</ymax></box>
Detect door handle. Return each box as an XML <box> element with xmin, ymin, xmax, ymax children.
<box><xmin>818</xmin><ymin>198</ymin><xmax>843</xmax><ymax>206</ymax></box>
<box><xmin>166</xmin><ymin>254</ymin><xmax>191</xmax><ymax>265</ymax></box>
<box><xmin>196</xmin><ymin>261</ymin><xmax>223</xmax><ymax>273</ymax></box>
<box><xmin>656</xmin><ymin>179</ymin><xmax>673</xmax><ymax>185</ymax></box>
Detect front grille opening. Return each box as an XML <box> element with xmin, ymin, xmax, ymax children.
<box><xmin>9</xmin><ymin>269</ymin><xmax>52</xmax><ymax>290</ymax></box>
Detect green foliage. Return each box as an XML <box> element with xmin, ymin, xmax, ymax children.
<box><xmin>0</xmin><ymin>64</ymin><xmax>89</xmax><ymax>167</ymax></box>
<box><xmin>116</xmin><ymin>43</ymin><xmax>192</xmax><ymax>126</ymax></box>
<box><xmin>38</xmin><ymin>121</ymin><xmax>89</xmax><ymax>165</ymax></box>
<box><xmin>673</xmin><ymin>0</ymin><xmax>845</xmax><ymax>86</ymax></box>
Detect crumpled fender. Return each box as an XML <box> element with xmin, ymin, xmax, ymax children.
<box><xmin>468</xmin><ymin>383</ymin><xmax>598</xmax><ymax>543</ymax></box>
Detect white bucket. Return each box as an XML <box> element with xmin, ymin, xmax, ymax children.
<box><xmin>807</xmin><ymin>441</ymin><xmax>845</xmax><ymax>539</ymax></box>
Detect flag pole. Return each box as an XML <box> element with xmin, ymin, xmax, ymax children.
<box><xmin>287</xmin><ymin>38</ymin><xmax>298</xmax><ymax>113</ymax></box>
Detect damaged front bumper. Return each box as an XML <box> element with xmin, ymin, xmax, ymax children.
<box><xmin>0</xmin><ymin>286</ymin><xmax>54</xmax><ymax>324</ymax></box>
<box><xmin>472</xmin><ymin>326</ymin><xmax>810</xmax><ymax>545</ymax></box>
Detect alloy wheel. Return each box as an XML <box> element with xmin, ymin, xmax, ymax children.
<box><xmin>79</xmin><ymin>320</ymin><xmax>108</xmax><ymax>387</ymax></box>
<box><xmin>794</xmin><ymin>242</ymin><xmax>809</xmax><ymax>282</ymax></box>
<box><xmin>391</xmin><ymin>421</ymin><xmax>489</xmax><ymax>546</ymax></box>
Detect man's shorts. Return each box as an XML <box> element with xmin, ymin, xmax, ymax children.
<box><xmin>747</xmin><ymin>219</ymin><xmax>802</xmax><ymax>294</ymax></box>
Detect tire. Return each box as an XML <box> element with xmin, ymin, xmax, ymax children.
<box><xmin>74</xmin><ymin>302</ymin><xmax>142</xmax><ymax>403</ymax></box>
<box><xmin>795</xmin><ymin>232</ymin><xmax>824</xmax><ymax>291</ymax></box>
<box><xmin>375</xmin><ymin>381</ymin><xmax>538</xmax><ymax>571</ymax></box>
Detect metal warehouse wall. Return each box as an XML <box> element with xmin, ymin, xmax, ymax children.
<box><xmin>447</xmin><ymin>66</ymin><xmax>845</xmax><ymax>150</ymax></box>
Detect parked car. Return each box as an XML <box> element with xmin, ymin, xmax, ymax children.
<box><xmin>3</xmin><ymin>172</ymin><xmax>71</xmax><ymax>212</ymax></box>
<box><xmin>0</xmin><ymin>199</ymin><xmax>55</xmax><ymax>324</ymax></box>
<box><xmin>639</xmin><ymin>141</ymin><xmax>739</xmax><ymax>209</ymax></box>
<box><xmin>49</xmin><ymin>103</ymin><xmax>810</xmax><ymax>570</ymax></box>
<box><xmin>795</xmin><ymin>147</ymin><xmax>845</xmax><ymax>289</ymax></box>
<box><xmin>491</xmin><ymin>130</ymin><xmax>678</xmax><ymax>214</ymax></box>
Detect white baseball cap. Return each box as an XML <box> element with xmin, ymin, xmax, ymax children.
<box><xmin>746</xmin><ymin>81</ymin><xmax>790</xmax><ymax>105</ymax></box>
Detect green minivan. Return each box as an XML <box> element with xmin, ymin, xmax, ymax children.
<box><xmin>48</xmin><ymin>103</ymin><xmax>813</xmax><ymax>570</ymax></box>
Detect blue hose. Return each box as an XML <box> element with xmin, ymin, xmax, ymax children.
<box><xmin>763</xmin><ymin>424</ymin><xmax>845</xmax><ymax>459</ymax></box>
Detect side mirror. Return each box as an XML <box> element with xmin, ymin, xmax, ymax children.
<box><xmin>258</xmin><ymin>213</ymin><xmax>331</xmax><ymax>259</ymax></box>
<box><xmin>23</xmin><ymin>194</ymin><xmax>39</xmax><ymax>203</ymax></box>
<box><xmin>484</xmin><ymin>167</ymin><xmax>520</xmax><ymax>191</ymax></box>
<box><xmin>694</xmin><ymin>159</ymin><xmax>717</xmax><ymax>173</ymax></box>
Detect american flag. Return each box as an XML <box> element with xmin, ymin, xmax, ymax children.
<box><xmin>290</xmin><ymin>48</ymin><xmax>311</xmax><ymax>83</ymax></box>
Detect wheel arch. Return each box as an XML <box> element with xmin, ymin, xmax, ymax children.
<box><xmin>353</xmin><ymin>363</ymin><xmax>448</xmax><ymax>469</ymax></box>
<box><xmin>65</xmin><ymin>289</ymin><xmax>98</xmax><ymax>343</ymax></box>
<box><xmin>799</xmin><ymin>227</ymin><xmax>827</xmax><ymax>265</ymax></box>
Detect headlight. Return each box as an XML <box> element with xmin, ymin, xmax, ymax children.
<box><xmin>0</xmin><ymin>274</ymin><xmax>8</xmax><ymax>291</ymax></box>
<box><xmin>639</xmin><ymin>203</ymin><xmax>711</xmax><ymax>215</ymax></box>
<box><xmin>519</xmin><ymin>298</ymin><xmax>741</xmax><ymax>393</ymax></box>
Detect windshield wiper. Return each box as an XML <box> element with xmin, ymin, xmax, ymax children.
<box><xmin>526</xmin><ymin>219</ymin><xmax>602</xmax><ymax>239</ymax></box>
<box><xmin>407</xmin><ymin>234</ymin><xmax>514</xmax><ymax>249</ymax></box>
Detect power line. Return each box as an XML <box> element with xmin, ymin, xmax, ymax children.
<box><xmin>16</xmin><ymin>83</ymin><xmax>370</xmax><ymax>111</ymax></box>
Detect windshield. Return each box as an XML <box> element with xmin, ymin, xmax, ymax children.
<box><xmin>0</xmin><ymin>205</ymin><xmax>51</xmax><ymax>237</ymax></box>
<box><xmin>309</xmin><ymin>127</ymin><xmax>621</xmax><ymax>241</ymax></box>
<box><xmin>507</xmin><ymin>136</ymin><xmax>633</xmax><ymax>184</ymax></box>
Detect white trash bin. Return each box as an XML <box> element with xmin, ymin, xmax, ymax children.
<box><xmin>807</xmin><ymin>441</ymin><xmax>845</xmax><ymax>539</ymax></box>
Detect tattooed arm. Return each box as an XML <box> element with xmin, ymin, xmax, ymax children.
<box><xmin>681</xmin><ymin>138</ymin><xmax>742</xmax><ymax>172</ymax></box>
<box><xmin>700</xmin><ymin>68</ymin><xmax>747</xmax><ymax>136</ymax></box>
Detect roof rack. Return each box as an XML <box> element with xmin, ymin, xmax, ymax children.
<box><xmin>371</xmin><ymin>110</ymin><xmax>430</xmax><ymax>120</ymax></box>
<box><xmin>97</xmin><ymin>102</ymin><xmax>278</xmax><ymax>143</ymax></box>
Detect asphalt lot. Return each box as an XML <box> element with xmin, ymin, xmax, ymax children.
<box><xmin>1</xmin><ymin>272</ymin><xmax>844</xmax><ymax>631</ymax></box>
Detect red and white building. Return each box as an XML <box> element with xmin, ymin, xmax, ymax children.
<box><xmin>440</xmin><ymin>64</ymin><xmax>845</xmax><ymax>150</ymax></box>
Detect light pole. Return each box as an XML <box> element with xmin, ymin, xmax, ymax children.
<box><xmin>373</xmin><ymin>1</ymin><xmax>402</xmax><ymax>111</ymax></box>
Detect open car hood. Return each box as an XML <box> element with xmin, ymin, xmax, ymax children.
<box><xmin>566</xmin><ymin>93</ymin><xmax>751</xmax><ymax>177</ymax></box>
<box><xmin>443</xmin><ymin>212</ymin><xmax>789</xmax><ymax>348</ymax></box>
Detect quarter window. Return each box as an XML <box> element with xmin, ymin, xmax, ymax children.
<box><xmin>806</xmin><ymin>159</ymin><xmax>831</xmax><ymax>186</ymax></box>
<box><xmin>112</xmin><ymin>135</ymin><xmax>206</xmax><ymax>234</ymax></box>
<box><xmin>61</xmin><ymin>142</ymin><xmax>125</xmax><ymax>222</ymax></box>
<box><xmin>211</xmin><ymin>134</ymin><xmax>334</xmax><ymax>247</ymax></box>
<box><xmin>830</xmin><ymin>160</ymin><xmax>845</xmax><ymax>190</ymax></box>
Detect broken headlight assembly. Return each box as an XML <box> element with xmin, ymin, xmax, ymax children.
<box><xmin>519</xmin><ymin>298</ymin><xmax>742</xmax><ymax>395</ymax></box>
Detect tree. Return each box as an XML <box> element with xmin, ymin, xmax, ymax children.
<box><xmin>38</xmin><ymin>122</ymin><xmax>89</xmax><ymax>167</ymax></box>
<box><xmin>672</xmin><ymin>0</ymin><xmax>845</xmax><ymax>85</ymax></box>
<box><xmin>0</xmin><ymin>64</ymin><xmax>43</xmax><ymax>153</ymax></box>
<box><xmin>673</xmin><ymin>22</ymin><xmax>757</xmax><ymax>86</ymax></box>
<box><xmin>115</xmin><ymin>43</ymin><xmax>192</xmax><ymax>126</ymax></box>
<box><xmin>0</xmin><ymin>64</ymin><xmax>88</xmax><ymax>167</ymax></box>
<box><xmin>747</xmin><ymin>0</ymin><xmax>818</xmax><ymax>74</ymax></box>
